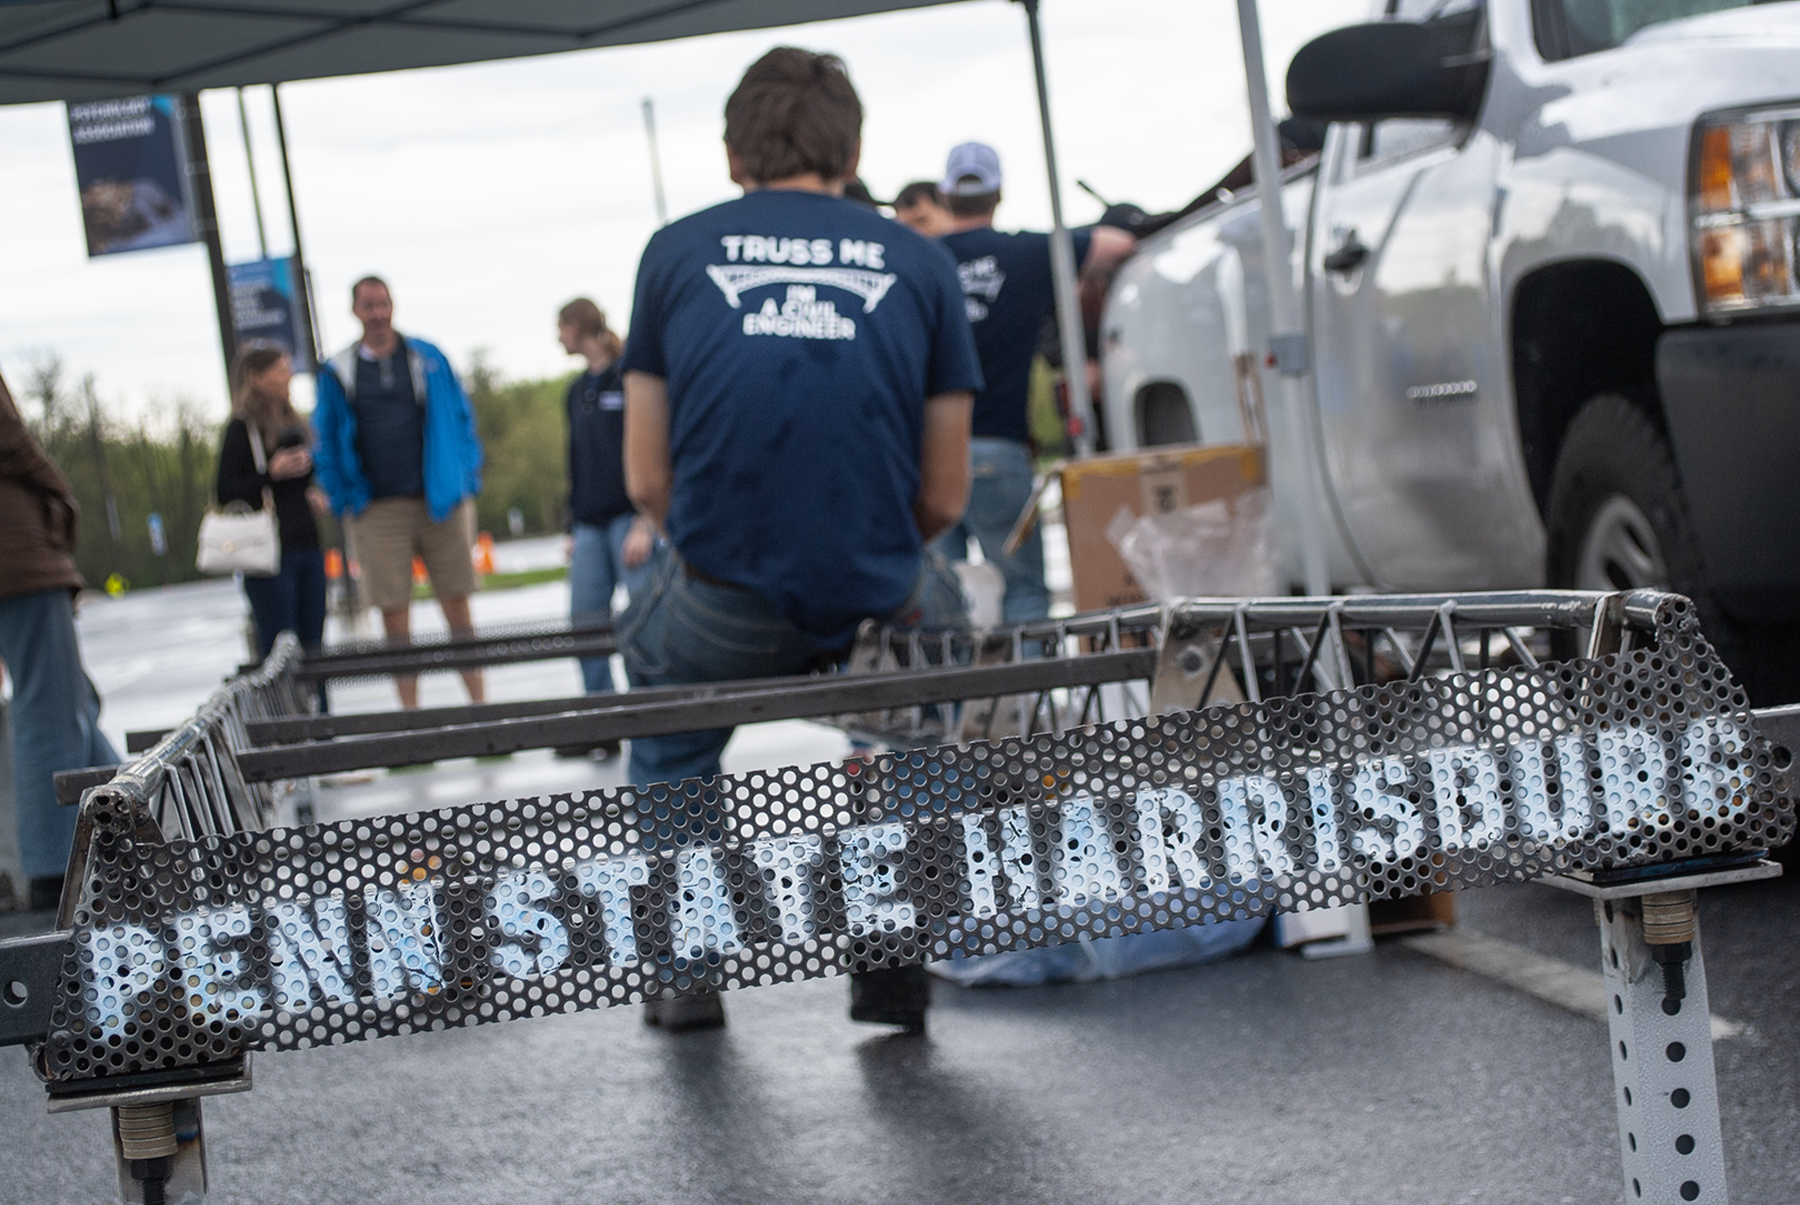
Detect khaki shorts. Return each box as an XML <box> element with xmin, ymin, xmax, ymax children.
<box><xmin>348</xmin><ymin>496</ymin><xmax>478</xmax><ymax>612</ymax></box>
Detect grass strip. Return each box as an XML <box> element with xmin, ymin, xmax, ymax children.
<box><xmin>414</xmin><ymin>565</ymin><xmax>568</xmax><ymax>600</ymax></box>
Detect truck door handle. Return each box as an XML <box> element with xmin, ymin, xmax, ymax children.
<box><xmin>1323</xmin><ymin>235</ymin><xmax>1370</xmax><ymax>275</ymax></box>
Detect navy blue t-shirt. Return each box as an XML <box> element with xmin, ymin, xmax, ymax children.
<box><xmin>621</xmin><ymin>188</ymin><xmax>982</xmax><ymax>645</ymax></box>
<box><xmin>566</xmin><ymin>362</ymin><xmax>631</xmax><ymax>528</ymax></box>
<box><xmin>939</xmin><ymin>226</ymin><xmax>1092</xmax><ymax>444</ymax></box>
<box><xmin>352</xmin><ymin>344</ymin><xmax>425</xmax><ymax>499</ymax></box>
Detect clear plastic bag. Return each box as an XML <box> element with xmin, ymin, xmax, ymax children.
<box><xmin>929</xmin><ymin>916</ymin><xmax>1265</xmax><ymax>987</ymax></box>
<box><xmin>1105</xmin><ymin>487</ymin><xmax>1279</xmax><ymax>601</ymax></box>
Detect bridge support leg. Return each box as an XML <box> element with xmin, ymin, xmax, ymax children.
<box><xmin>1597</xmin><ymin>896</ymin><xmax>1728</xmax><ymax>1203</ymax></box>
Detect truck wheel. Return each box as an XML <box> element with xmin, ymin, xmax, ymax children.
<box><xmin>1547</xmin><ymin>396</ymin><xmax>1800</xmax><ymax>714</ymax></box>
<box><xmin>1545</xmin><ymin>394</ymin><xmax>1722</xmax><ymax>644</ymax></box>
<box><xmin>1546</xmin><ymin>395</ymin><xmax>1698</xmax><ymax>589</ymax></box>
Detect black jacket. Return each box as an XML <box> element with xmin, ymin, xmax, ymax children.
<box><xmin>566</xmin><ymin>363</ymin><xmax>633</xmax><ymax>528</ymax></box>
<box><xmin>215</xmin><ymin>417</ymin><xmax>320</xmax><ymax>551</ymax></box>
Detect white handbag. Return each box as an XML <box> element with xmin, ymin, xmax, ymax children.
<box><xmin>197</xmin><ymin>419</ymin><xmax>281</xmax><ymax>577</ymax></box>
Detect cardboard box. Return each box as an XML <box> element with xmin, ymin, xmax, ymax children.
<box><xmin>1057</xmin><ymin>443</ymin><xmax>1265</xmax><ymax>613</ymax></box>
<box><xmin>1369</xmin><ymin>891</ymin><xmax>1457</xmax><ymax>935</ymax></box>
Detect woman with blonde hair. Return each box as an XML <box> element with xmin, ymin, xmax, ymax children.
<box><xmin>214</xmin><ymin>343</ymin><xmax>329</xmax><ymax>661</ymax></box>
<box><xmin>558</xmin><ymin>298</ymin><xmax>655</xmax><ymax>713</ymax></box>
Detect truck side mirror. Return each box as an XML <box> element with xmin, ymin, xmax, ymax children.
<box><xmin>1286</xmin><ymin>21</ymin><xmax>1488</xmax><ymax>124</ymax></box>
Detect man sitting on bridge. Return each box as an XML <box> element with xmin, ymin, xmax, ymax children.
<box><xmin>618</xmin><ymin>45</ymin><xmax>981</xmax><ymax>1033</ymax></box>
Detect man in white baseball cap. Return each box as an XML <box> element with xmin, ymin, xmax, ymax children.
<box><xmin>935</xmin><ymin>141</ymin><xmax>1134</xmax><ymax>622</ymax></box>
<box><xmin>941</xmin><ymin>141</ymin><xmax>1003</xmax><ymax>197</ymax></box>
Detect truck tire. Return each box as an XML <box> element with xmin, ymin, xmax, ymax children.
<box><xmin>1547</xmin><ymin>397</ymin><xmax>1800</xmax><ymax>717</ymax></box>
<box><xmin>1545</xmin><ymin>394</ymin><xmax>1724</xmax><ymax>648</ymax></box>
<box><xmin>1543</xmin><ymin>393</ymin><xmax>1800</xmax><ymax>714</ymax></box>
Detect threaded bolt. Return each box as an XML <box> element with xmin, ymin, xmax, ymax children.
<box><xmin>115</xmin><ymin>1102</ymin><xmax>178</xmax><ymax>1161</ymax></box>
<box><xmin>1640</xmin><ymin>890</ymin><xmax>1698</xmax><ymax>1015</ymax></box>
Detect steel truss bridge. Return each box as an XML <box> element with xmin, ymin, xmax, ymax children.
<box><xmin>3</xmin><ymin>589</ymin><xmax>1794</xmax><ymax>1204</ymax></box>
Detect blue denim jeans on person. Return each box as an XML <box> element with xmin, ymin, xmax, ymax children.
<box><xmin>569</xmin><ymin>512</ymin><xmax>652</xmax><ymax>694</ymax></box>
<box><xmin>0</xmin><ymin>588</ymin><xmax>120</xmax><ymax>879</ymax></box>
<box><xmin>242</xmin><ymin>547</ymin><xmax>328</xmax><ymax>659</ymax></box>
<box><xmin>932</xmin><ymin>435</ymin><xmax>1049</xmax><ymax>624</ymax></box>
<box><xmin>620</xmin><ymin>546</ymin><xmax>967</xmax><ymax>798</ymax></box>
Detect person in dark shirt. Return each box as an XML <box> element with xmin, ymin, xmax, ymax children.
<box><xmin>936</xmin><ymin>142</ymin><xmax>1135</xmax><ymax>621</ymax></box>
<box><xmin>619</xmin><ymin>46</ymin><xmax>981</xmax><ymax>1033</ymax></box>
<box><xmin>892</xmin><ymin>180</ymin><xmax>953</xmax><ymax>237</ymax></box>
<box><xmin>558</xmin><ymin>297</ymin><xmax>654</xmax><ymax>699</ymax></box>
<box><xmin>215</xmin><ymin>344</ymin><xmax>329</xmax><ymax>664</ymax></box>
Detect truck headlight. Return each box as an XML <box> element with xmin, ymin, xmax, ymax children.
<box><xmin>1692</xmin><ymin>109</ymin><xmax>1800</xmax><ymax>315</ymax></box>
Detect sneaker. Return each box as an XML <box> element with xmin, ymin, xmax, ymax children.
<box><xmin>848</xmin><ymin>965</ymin><xmax>929</xmax><ymax>1034</ymax></box>
<box><xmin>643</xmin><ymin>990</ymin><xmax>726</xmax><ymax>1032</ymax></box>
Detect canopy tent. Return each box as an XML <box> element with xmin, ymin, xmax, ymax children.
<box><xmin>0</xmin><ymin>0</ymin><xmax>957</xmax><ymax>105</ymax></box>
<box><xmin>0</xmin><ymin>0</ymin><xmax>1321</xmax><ymax>487</ymax></box>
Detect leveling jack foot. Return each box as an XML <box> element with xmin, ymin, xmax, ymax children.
<box><xmin>110</xmin><ymin>1098</ymin><xmax>206</xmax><ymax>1204</ymax></box>
<box><xmin>1643</xmin><ymin>890</ymin><xmax>1698</xmax><ymax>1017</ymax></box>
<box><xmin>1596</xmin><ymin>893</ymin><xmax>1728</xmax><ymax>1203</ymax></box>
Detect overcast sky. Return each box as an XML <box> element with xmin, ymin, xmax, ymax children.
<box><xmin>0</xmin><ymin>0</ymin><xmax>1354</xmax><ymax>423</ymax></box>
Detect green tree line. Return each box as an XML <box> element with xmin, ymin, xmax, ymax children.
<box><xmin>463</xmin><ymin>354</ymin><xmax>570</xmax><ymax>541</ymax></box>
<box><xmin>14</xmin><ymin>353</ymin><xmax>576</xmax><ymax>591</ymax></box>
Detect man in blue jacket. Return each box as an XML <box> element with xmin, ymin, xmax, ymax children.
<box><xmin>313</xmin><ymin>276</ymin><xmax>486</xmax><ymax>708</ymax></box>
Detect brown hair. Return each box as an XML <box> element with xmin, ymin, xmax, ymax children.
<box><xmin>946</xmin><ymin>188</ymin><xmax>1000</xmax><ymax>219</ymax></box>
<box><xmin>893</xmin><ymin>180</ymin><xmax>943</xmax><ymax>210</ymax></box>
<box><xmin>350</xmin><ymin>275</ymin><xmax>389</xmax><ymax>305</ymax></box>
<box><xmin>229</xmin><ymin>343</ymin><xmax>301</xmax><ymax>450</ymax></box>
<box><xmin>724</xmin><ymin>47</ymin><xmax>862</xmax><ymax>185</ymax></box>
<box><xmin>558</xmin><ymin>297</ymin><xmax>624</xmax><ymax>360</ymax></box>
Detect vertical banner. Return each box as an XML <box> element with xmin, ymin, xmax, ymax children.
<box><xmin>66</xmin><ymin>95</ymin><xmax>196</xmax><ymax>257</ymax></box>
<box><xmin>228</xmin><ymin>257</ymin><xmax>314</xmax><ymax>370</ymax></box>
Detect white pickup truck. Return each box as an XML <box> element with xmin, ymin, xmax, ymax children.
<box><xmin>1101</xmin><ymin>0</ymin><xmax>1800</xmax><ymax>701</ymax></box>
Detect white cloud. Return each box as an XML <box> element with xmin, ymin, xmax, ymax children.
<box><xmin>0</xmin><ymin>0</ymin><xmax>1357</xmax><ymax>422</ymax></box>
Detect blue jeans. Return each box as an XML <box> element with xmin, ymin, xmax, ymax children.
<box><xmin>242</xmin><ymin>547</ymin><xmax>327</xmax><ymax>659</ymax></box>
<box><xmin>620</xmin><ymin>547</ymin><xmax>966</xmax><ymax>799</ymax></box>
<box><xmin>933</xmin><ymin>436</ymin><xmax>1050</xmax><ymax>623</ymax></box>
<box><xmin>0</xmin><ymin>589</ymin><xmax>120</xmax><ymax>878</ymax></box>
<box><xmin>570</xmin><ymin>514</ymin><xmax>653</xmax><ymax>694</ymax></box>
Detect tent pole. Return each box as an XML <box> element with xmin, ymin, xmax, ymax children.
<box><xmin>1233</xmin><ymin>0</ymin><xmax>1330</xmax><ymax>596</ymax></box>
<box><xmin>642</xmin><ymin>97</ymin><xmax>669</xmax><ymax>227</ymax></box>
<box><xmin>179</xmin><ymin>91</ymin><xmax>237</xmax><ymax>386</ymax></box>
<box><xmin>236</xmin><ymin>86</ymin><xmax>269</xmax><ymax>260</ymax></box>
<box><xmin>1019</xmin><ymin>0</ymin><xmax>1095</xmax><ymax>457</ymax></box>
<box><xmin>271</xmin><ymin>84</ymin><xmax>320</xmax><ymax>370</ymax></box>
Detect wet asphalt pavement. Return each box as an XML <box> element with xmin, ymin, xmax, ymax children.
<box><xmin>2</xmin><ymin>569</ymin><xmax>1796</xmax><ymax>1203</ymax></box>
<box><xmin>7</xmin><ymin>872</ymin><xmax>1797</xmax><ymax>1204</ymax></box>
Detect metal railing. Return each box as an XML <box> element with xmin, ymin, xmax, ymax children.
<box><xmin>53</xmin><ymin>633</ymin><xmax>311</xmax><ymax>926</ymax></box>
<box><xmin>290</xmin><ymin>619</ymin><xmax>618</xmax><ymax>681</ymax></box>
<box><xmin>201</xmin><ymin>591</ymin><xmax>1608</xmax><ymax>783</ymax></box>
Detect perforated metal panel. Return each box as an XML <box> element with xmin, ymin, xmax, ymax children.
<box><xmin>43</xmin><ymin>593</ymin><xmax>1791</xmax><ymax>1085</ymax></box>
